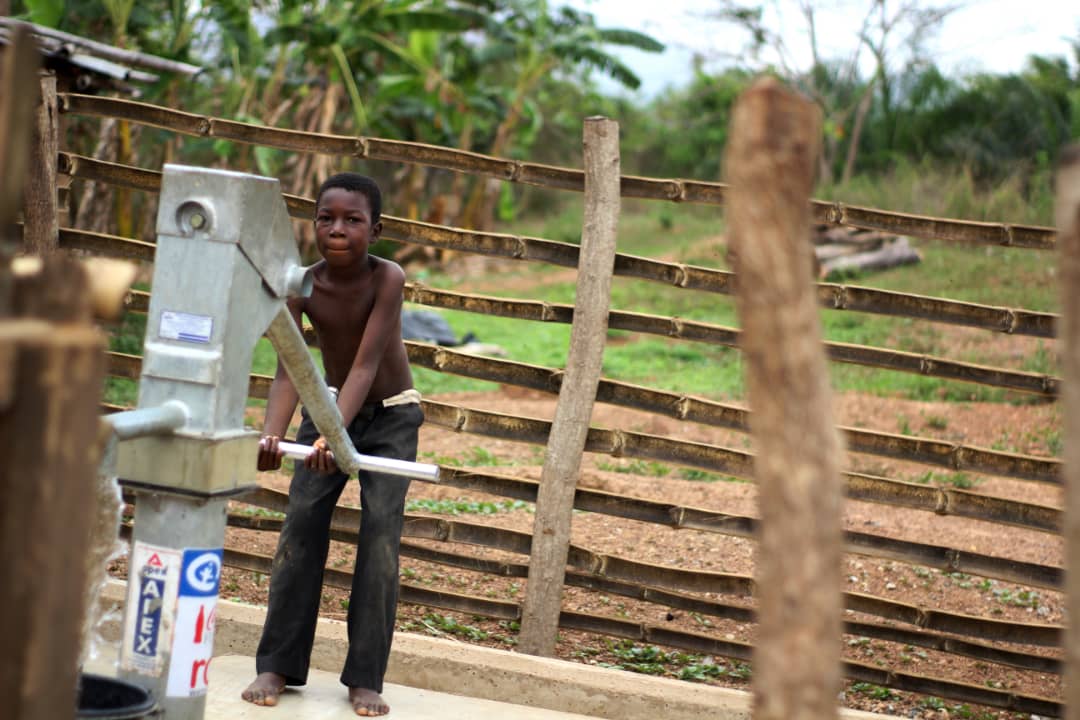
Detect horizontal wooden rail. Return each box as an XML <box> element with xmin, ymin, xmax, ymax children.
<box><xmin>221</xmin><ymin>506</ymin><xmax>1061</xmax><ymax>674</ymax></box>
<box><xmin>111</xmin><ymin>289</ymin><xmax>1061</xmax><ymax>484</ymax></box>
<box><xmin>403</xmin><ymin>286</ymin><xmax>1058</xmax><ymax>398</ymax></box>
<box><xmin>104</xmin><ymin>351</ymin><xmax>1062</xmax><ymax>537</ymax></box>
<box><xmin>55</xmin><ymin>156</ymin><xmax>1058</xmax><ymax>339</ymax></box>
<box><xmin>216</xmin><ymin>514</ymin><xmax>1061</xmax><ymax>715</ymax></box>
<box><xmin>243</xmin><ymin>445</ymin><xmax>1063</xmax><ymax>592</ymax></box>
<box><xmin>59</xmin><ymin>93</ymin><xmax>1057</xmax><ymax>250</ymax></box>
<box><xmin>232</xmin><ymin>490</ymin><xmax>1063</xmax><ymax>648</ymax></box>
<box><xmin>67</xmin><ymin>219</ymin><xmax>1056</xmax><ymax>398</ymax></box>
<box><xmin>404</xmin><ymin>343</ymin><xmax>1061</xmax><ymax>484</ymax></box>
<box><xmin>432</xmin><ymin>468</ymin><xmax>1062</xmax><ymax>590</ymax></box>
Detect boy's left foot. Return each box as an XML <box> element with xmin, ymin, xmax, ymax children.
<box><xmin>349</xmin><ymin>687</ymin><xmax>389</xmax><ymax>716</ymax></box>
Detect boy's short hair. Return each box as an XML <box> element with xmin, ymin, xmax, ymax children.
<box><xmin>316</xmin><ymin>173</ymin><xmax>382</xmax><ymax>224</ymax></box>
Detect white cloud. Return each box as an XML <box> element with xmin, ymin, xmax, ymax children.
<box><xmin>563</xmin><ymin>0</ymin><xmax>1079</xmax><ymax>98</ymax></box>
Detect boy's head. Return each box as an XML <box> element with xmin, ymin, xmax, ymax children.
<box><xmin>316</xmin><ymin>173</ymin><xmax>381</xmax><ymax>224</ymax></box>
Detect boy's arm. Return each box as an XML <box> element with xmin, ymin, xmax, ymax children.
<box><xmin>257</xmin><ymin>297</ymin><xmax>304</xmax><ymax>471</ymax></box>
<box><xmin>336</xmin><ymin>262</ymin><xmax>406</xmax><ymax>427</ymax></box>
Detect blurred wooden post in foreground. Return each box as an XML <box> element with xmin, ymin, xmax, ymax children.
<box><xmin>519</xmin><ymin>116</ymin><xmax>620</xmax><ymax>656</ymax></box>
<box><xmin>725</xmin><ymin>77</ymin><xmax>844</xmax><ymax>720</ymax></box>
<box><xmin>0</xmin><ymin>24</ymin><xmax>107</xmax><ymax>720</ymax></box>
<box><xmin>1058</xmin><ymin>144</ymin><xmax>1080</xmax><ymax>720</ymax></box>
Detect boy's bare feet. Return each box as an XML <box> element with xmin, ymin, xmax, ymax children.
<box><xmin>241</xmin><ymin>672</ymin><xmax>286</xmax><ymax>706</ymax></box>
<box><xmin>349</xmin><ymin>687</ymin><xmax>389</xmax><ymax>716</ymax></box>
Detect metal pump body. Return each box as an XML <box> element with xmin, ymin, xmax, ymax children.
<box><xmin>113</xmin><ymin>165</ymin><xmax>310</xmax><ymax>720</ymax></box>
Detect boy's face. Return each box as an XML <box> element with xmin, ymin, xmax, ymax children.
<box><xmin>313</xmin><ymin>187</ymin><xmax>382</xmax><ymax>267</ymax></box>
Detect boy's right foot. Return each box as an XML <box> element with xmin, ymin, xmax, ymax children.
<box><xmin>241</xmin><ymin>672</ymin><xmax>287</xmax><ymax>706</ymax></box>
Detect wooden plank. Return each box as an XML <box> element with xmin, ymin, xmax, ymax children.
<box><xmin>725</xmin><ymin>77</ymin><xmax>844</xmax><ymax>720</ymax></box>
<box><xmin>0</xmin><ymin>255</ymin><xmax>104</xmax><ymax>720</ymax></box>
<box><xmin>0</xmin><ymin>22</ymin><xmax>40</xmax><ymax>230</ymax></box>
<box><xmin>518</xmin><ymin>117</ymin><xmax>620</xmax><ymax>657</ymax></box>
<box><xmin>22</xmin><ymin>72</ymin><xmax>58</xmax><ymax>255</ymax></box>
<box><xmin>0</xmin><ymin>22</ymin><xmax>41</xmax><ymax>325</ymax></box>
<box><xmin>1057</xmin><ymin>143</ymin><xmax>1080</xmax><ymax>720</ymax></box>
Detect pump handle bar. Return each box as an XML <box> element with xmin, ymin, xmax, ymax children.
<box><xmin>274</xmin><ymin>440</ymin><xmax>439</xmax><ymax>483</ymax></box>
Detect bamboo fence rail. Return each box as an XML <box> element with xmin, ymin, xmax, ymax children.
<box><xmin>102</xmin><ymin>351</ymin><xmax>1062</xmax><ymax>537</ymax></box>
<box><xmin>105</xmin><ymin>381</ymin><xmax>1062</xmax><ymax>590</ymax></box>
<box><xmin>107</xmin><ymin>288</ymin><xmax>1061</xmax><ymax>484</ymax></box>
<box><xmin>59</xmin><ymin>93</ymin><xmax>1057</xmax><ymax>251</ymax></box>
<box><xmin>399</xmin><ymin>286</ymin><xmax>1058</xmax><ymax>398</ymax></box>
<box><xmin>402</xmin><ymin>343</ymin><xmax>1061</xmax><ymax>484</ymax></box>
<box><xmin>222</xmin><ymin>502</ymin><xmax>1063</xmax><ymax>674</ymax></box>
<box><xmin>204</xmin><ymin>513</ymin><xmax>1061</xmax><ymax>716</ymax></box>
<box><xmin>238</xmin><ymin>484</ymin><xmax>1062</xmax><ymax>647</ymax></box>
<box><xmin>50</xmin><ymin>205</ymin><xmax>1058</xmax><ymax>398</ymax></box>
<box><xmin>53</xmin><ymin>153</ymin><xmax>1059</xmax><ymax>339</ymax></box>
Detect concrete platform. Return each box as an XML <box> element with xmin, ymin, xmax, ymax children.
<box><xmin>94</xmin><ymin>580</ymin><xmax>898</xmax><ymax>720</ymax></box>
<box><xmin>206</xmin><ymin>655</ymin><xmax>600</xmax><ymax>719</ymax></box>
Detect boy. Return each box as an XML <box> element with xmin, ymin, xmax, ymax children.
<box><xmin>242</xmin><ymin>173</ymin><xmax>423</xmax><ymax>716</ymax></box>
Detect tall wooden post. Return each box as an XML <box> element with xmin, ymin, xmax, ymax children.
<box><xmin>1058</xmin><ymin>144</ymin><xmax>1080</xmax><ymax>720</ymax></box>
<box><xmin>519</xmin><ymin>116</ymin><xmax>620</xmax><ymax>656</ymax></box>
<box><xmin>1</xmin><ymin>25</ymin><xmax>106</xmax><ymax>720</ymax></box>
<box><xmin>0</xmin><ymin>260</ymin><xmax>106</xmax><ymax>720</ymax></box>
<box><xmin>23</xmin><ymin>71</ymin><xmax>59</xmax><ymax>255</ymax></box>
<box><xmin>725</xmin><ymin>77</ymin><xmax>844</xmax><ymax>720</ymax></box>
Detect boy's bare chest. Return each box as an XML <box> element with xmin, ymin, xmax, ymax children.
<box><xmin>305</xmin><ymin>284</ymin><xmax>376</xmax><ymax>337</ymax></box>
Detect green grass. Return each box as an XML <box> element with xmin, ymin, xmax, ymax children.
<box><xmin>414</xmin><ymin>171</ymin><xmax>1058</xmax><ymax>404</ymax></box>
<box><xmin>417</xmin><ymin>226</ymin><xmax>1057</xmax><ymax>403</ymax></box>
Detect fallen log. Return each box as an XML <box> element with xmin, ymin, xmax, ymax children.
<box><xmin>819</xmin><ymin>236</ymin><xmax>921</xmax><ymax>279</ymax></box>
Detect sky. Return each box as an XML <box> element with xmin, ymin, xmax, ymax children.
<box><xmin>562</xmin><ymin>0</ymin><xmax>1080</xmax><ymax>98</ymax></box>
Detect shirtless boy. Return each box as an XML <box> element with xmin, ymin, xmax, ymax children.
<box><xmin>242</xmin><ymin>173</ymin><xmax>422</xmax><ymax>716</ymax></box>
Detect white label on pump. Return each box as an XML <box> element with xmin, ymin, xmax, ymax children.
<box><xmin>160</xmin><ymin>310</ymin><xmax>213</xmax><ymax>344</ymax></box>
<box><xmin>120</xmin><ymin>542</ymin><xmax>182</xmax><ymax>676</ymax></box>
<box><xmin>166</xmin><ymin>547</ymin><xmax>223</xmax><ymax>698</ymax></box>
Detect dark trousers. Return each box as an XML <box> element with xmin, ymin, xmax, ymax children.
<box><xmin>255</xmin><ymin>400</ymin><xmax>423</xmax><ymax>692</ymax></box>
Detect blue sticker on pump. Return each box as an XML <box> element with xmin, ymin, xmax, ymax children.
<box><xmin>179</xmin><ymin>549</ymin><xmax>223</xmax><ymax>597</ymax></box>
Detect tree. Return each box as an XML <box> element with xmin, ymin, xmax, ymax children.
<box><xmin>708</xmin><ymin>0</ymin><xmax>958</xmax><ymax>183</ymax></box>
<box><xmin>456</xmin><ymin>0</ymin><xmax>664</xmax><ymax>230</ymax></box>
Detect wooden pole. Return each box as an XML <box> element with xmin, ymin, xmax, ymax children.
<box><xmin>1058</xmin><ymin>144</ymin><xmax>1080</xmax><ymax>720</ymax></box>
<box><xmin>0</xmin><ymin>256</ymin><xmax>105</xmax><ymax>720</ymax></box>
<box><xmin>0</xmin><ymin>22</ymin><xmax>40</xmax><ymax>236</ymax></box>
<box><xmin>518</xmin><ymin>116</ymin><xmax>620</xmax><ymax>656</ymax></box>
<box><xmin>724</xmin><ymin>77</ymin><xmax>844</xmax><ymax>720</ymax></box>
<box><xmin>23</xmin><ymin>71</ymin><xmax>58</xmax><ymax>255</ymax></box>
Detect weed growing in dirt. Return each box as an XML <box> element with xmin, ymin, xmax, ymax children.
<box><xmin>924</xmin><ymin>414</ymin><xmax>949</xmax><ymax>430</ymax></box>
<box><xmin>677</xmin><ymin>468</ymin><xmax>732</xmax><ymax>482</ymax></box>
<box><xmin>915</xmin><ymin>471</ymin><xmax>980</xmax><ymax>489</ymax></box>
<box><xmin>419</xmin><ymin>447</ymin><xmax>510</xmax><ymax>468</ymax></box>
<box><xmin>851</xmin><ymin>682</ymin><xmax>895</xmax><ymax>701</ymax></box>
<box><xmin>230</xmin><ymin>505</ymin><xmax>285</xmax><ymax>520</ymax></box>
<box><xmin>406</xmin><ymin>613</ymin><xmax>489</xmax><ymax>641</ymax></box>
<box><xmin>405</xmin><ymin>497</ymin><xmax>533</xmax><ymax>515</ymax></box>
<box><xmin>597</xmin><ymin>459</ymin><xmax>670</xmax><ymax>476</ymax></box>
<box><xmin>992</xmin><ymin>588</ymin><xmax>1040</xmax><ymax>609</ymax></box>
<box><xmin>598</xmin><ymin>640</ymin><xmax>752</xmax><ymax>682</ymax></box>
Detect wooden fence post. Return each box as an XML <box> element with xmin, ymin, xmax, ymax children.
<box><xmin>725</xmin><ymin>77</ymin><xmax>844</xmax><ymax>720</ymax></box>
<box><xmin>0</xmin><ymin>259</ymin><xmax>106</xmax><ymax>720</ymax></box>
<box><xmin>1</xmin><ymin>22</ymin><xmax>40</xmax><ymax>244</ymax></box>
<box><xmin>1058</xmin><ymin>144</ymin><xmax>1080</xmax><ymax>720</ymax></box>
<box><xmin>518</xmin><ymin>116</ymin><xmax>620</xmax><ymax>656</ymax></box>
<box><xmin>23</xmin><ymin>71</ymin><xmax>59</xmax><ymax>255</ymax></box>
